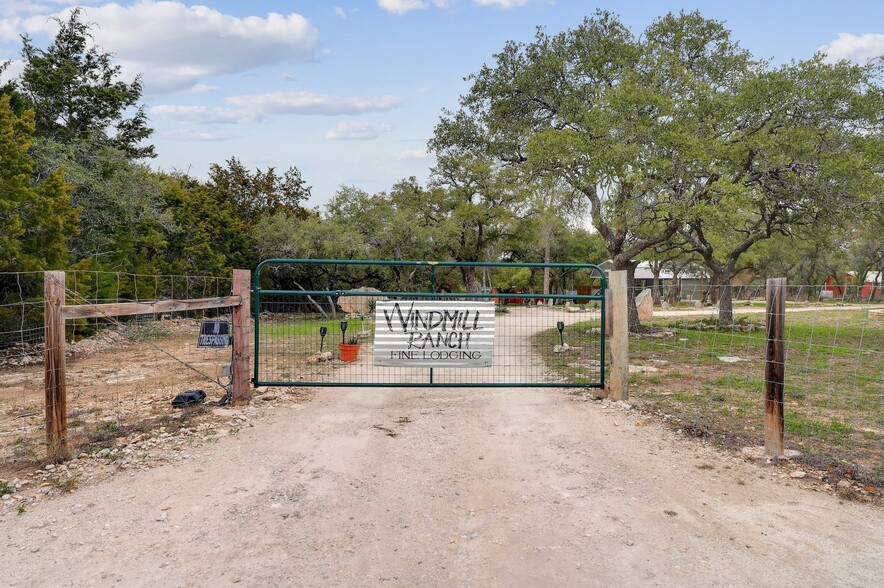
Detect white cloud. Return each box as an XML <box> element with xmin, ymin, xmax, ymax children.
<box><xmin>157</xmin><ymin>128</ymin><xmax>237</xmax><ymax>142</ymax></box>
<box><xmin>378</xmin><ymin>0</ymin><xmax>429</xmax><ymax>14</ymax></box>
<box><xmin>395</xmin><ymin>149</ymin><xmax>430</xmax><ymax>160</ymax></box>
<box><xmin>332</xmin><ymin>5</ymin><xmax>361</xmax><ymax>19</ymax></box>
<box><xmin>226</xmin><ymin>91</ymin><xmax>403</xmax><ymax>116</ymax></box>
<box><xmin>415</xmin><ymin>86</ymin><xmax>432</xmax><ymax>94</ymax></box>
<box><xmin>379</xmin><ymin>0</ymin><xmax>527</xmax><ymax>14</ymax></box>
<box><xmin>0</xmin><ymin>0</ymin><xmax>90</xmax><ymax>19</ymax></box>
<box><xmin>0</xmin><ymin>59</ymin><xmax>23</xmax><ymax>83</ymax></box>
<box><xmin>819</xmin><ymin>33</ymin><xmax>884</xmax><ymax>63</ymax></box>
<box><xmin>6</xmin><ymin>2</ymin><xmax>320</xmax><ymax>93</ymax></box>
<box><xmin>154</xmin><ymin>91</ymin><xmax>404</xmax><ymax>124</ymax></box>
<box><xmin>151</xmin><ymin>105</ymin><xmax>255</xmax><ymax>124</ymax></box>
<box><xmin>0</xmin><ymin>16</ymin><xmax>25</xmax><ymax>41</ymax></box>
<box><xmin>325</xmin><ymin>121</ymin><xmax>393</xmax><ymax>140</ymax></box>
<box><xmin>187</xmin><ymin>83</ymin><xmax>219</xmax><ymax>94</ymax></box>
<box><xmin>474</xmin><ymin>0</ymin><xmax>535</xmax><ymax>7</ymax></box>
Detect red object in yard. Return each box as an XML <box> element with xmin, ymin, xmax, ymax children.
<box><xmin>860</xmin><ymin>281</ymin><xmax>883</xmax><ymax>300</ymax></box>
<box><xmin>824</xmin><ymin>276</ymin><xmax>845</xmax><ymax>297</ymax></box>
<box><xmin>503</xmin><ymin>287</ymin><xmax>528</xmax><ymax>304</ymax></box>
<box><xmin>339</xmin><ymin>342</ymin><xmax>360</xmax><ymax>362</ymax></box>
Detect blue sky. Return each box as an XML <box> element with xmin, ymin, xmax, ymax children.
<box><xmin>2</xmin><ymin>0</ymin><xmax>882</xmax><ymax>208</ymax></box>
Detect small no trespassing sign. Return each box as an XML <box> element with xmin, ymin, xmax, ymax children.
<box><xmin>198</xmin><ymin>320</ymin><xmax>231</xmax><ymax>348</ymax></box>
<box><xmin>374</xmin><ymin>300</ymin><xmax>494</xmax><ymax>367</ymax></box>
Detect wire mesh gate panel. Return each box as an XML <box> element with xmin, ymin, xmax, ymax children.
<box><xmin>253</xmin><ymin>259</ymin><xmax>606</xmax><ymax>388</ymax></box>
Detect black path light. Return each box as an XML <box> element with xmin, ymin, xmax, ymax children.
<box><xmin>340</xmin><ymin>320</ymin><xmax>348</xmax><ymax>343</ymax></box>
<box><xmin>556</xmin><ymin>321</ymin><xmax>565</xmax><ymax>346</ymax></box>
<box><xmin>319</xmin><ymin>326</ymin><xmax>328</xmax><ymax>352</ymax></box>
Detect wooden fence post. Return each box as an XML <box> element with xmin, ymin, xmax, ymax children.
<box><xmin>604</xmin><ymin>288</ymin><xmax>613</xmax><ymax>338</ymax></box>
<box><xmin>764</xmin><ymin>277</ymin><xmax>786</xmax><ymax>457</ymax></box>
<box><xmin>608</xmin><ymin>270</ymin><xmax>629</xmax><ymax>401</ymax></box>
<box><xmin>231</xmin><ymin>269</ymin><xmax>252</xmax><ymax>404</ymax></box>
<box><xmin>44</xmin><ymin>271</ymin><xmax>70</xmax><ymax>462</ymax></box>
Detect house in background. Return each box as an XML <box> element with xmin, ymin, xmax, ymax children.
<box><xmin>861</xmin><ymin>272</ymin><xmax>883</xmax><ymax>300</ymax></box>
<box><xmin>597</xmin><ymin>261</ymin><xmax>710</xmax><ymax>302</ymax></box>
<box><xmin>824</xmin><ymin>271</ymin><xmax>883</xmax><ymax>300</ymax></box>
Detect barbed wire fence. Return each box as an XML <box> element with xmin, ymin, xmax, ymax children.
<box><xmin>626</xmin><ymin>282</ymin><xmax>884</xmax><ymax>484</ymax></box>
<box><xmin>0</xmin><ymin>270</ymin><xmax>240</xmax><ymax>462</ymax></box>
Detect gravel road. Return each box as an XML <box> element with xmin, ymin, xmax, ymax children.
<box><xmin>3</xmin><ymin>383</ymin><xmax>883</xmax><ymax>587</ymax></box>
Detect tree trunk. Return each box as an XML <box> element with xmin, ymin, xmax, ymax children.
<box><xmin>460</xmin><ymin>266</ymin><xmax>479</xmax><ymax>293</ymax></box>
<box><xmin>710</xmin><ymin>282</ymin><xmax>721</xmax><ymax>304</ymax></box>
<box><xmin>667</xmin><ymin>276</ymin><xmax>680</xmax><ymax>304</ymax></box>
<box><xmin>293</xmin><ymin>281</ymin><xmax>327</xmax><ymax>318</ymax></box>
<box><xmin>626</xmin><ymin>262</ymin><xmax>641</xmax><ymax>331</ymax></box>
<box><xmin>714</xmin><ymin>267</ymin><xmax>734</xmax><ymax>326</ymax></box>
<box><xmin>651</xmin><ymin>270</ymin><xmax>661</xmax><ymax>306</ymax></box>
<box><xmin>610</xmin><ymin>259</ymin><xmax>642</xmax><ymax>332</ymax></box>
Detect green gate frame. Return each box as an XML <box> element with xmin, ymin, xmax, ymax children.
<box><xmin>253</xmin><ymin>259</ymin><xmax>606</xmax><ymax>388</ymax></box>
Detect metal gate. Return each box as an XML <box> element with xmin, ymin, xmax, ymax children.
<box><xmin>253</xmin><ymin>259</ymin><xmax>606</xmax><ymax>388</ymax></box>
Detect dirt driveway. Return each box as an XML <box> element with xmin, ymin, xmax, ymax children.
<box><xmin>3</xmin><ymin>382</ymin><xmax>883</xmax><ymax>587</ymax></box>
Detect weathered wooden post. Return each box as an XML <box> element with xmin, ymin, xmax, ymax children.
<box><xmin>231</xmin><ymin>269</ymin><xmax>252</xmax><ymax>404</ymax></box>
<box><xmin>764</xmin><ymin>277</ymin><xmax>786</xmax><ymax>457</ymax></box>
<box><xmin>608</xmin><ymin>270</ymin><xmax>629</xmax><ymax>401</ymax></box>
<box><xmin>44</xmin><ymin>271</ymin><xmax>70</xmax><ymax>461</ymax></box>
<box><xmin>604</xmin><ymin>288</ymin><xmax>613</xmax><ymax>338</ymax></box>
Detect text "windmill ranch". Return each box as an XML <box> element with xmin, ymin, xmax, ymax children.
<box><xmin>373</xmin><ymin>301</ymin><xmax>495</xmax><ymax>367</ymax></box>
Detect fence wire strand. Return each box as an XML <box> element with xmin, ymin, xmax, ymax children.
<box><xmin>627</xmin><ymin>283</ymin><xmax>883</xmax><ymax>482</ymax></box>
<box><xmin>0</xmin><ymin>271</ymin><xmax>237</xmax><ymax>462</ymax></box>
<box><xmin>255</xmin><ymin>294</ymin><xmax>603</xmax><ymax>388</ymax></box>
<box><xmin>57</xmin><ymin>279</ymin><xmax>231</xmax><ymax>395</ymax></box>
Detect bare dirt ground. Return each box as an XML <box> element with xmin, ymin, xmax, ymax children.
<box><xmin>3</xmin><ymin>385</ymin><xmax>884</xmax><ymax>587</ymax></box>
<box><xmin>1</xmin><ymin>311</ymin><xmax>883</xmax><ymax>586</ymax></box>
<box><xmin>650</xmin><ymin>301</ymin><xmax>884</xmax><ymax>319</ymax></box>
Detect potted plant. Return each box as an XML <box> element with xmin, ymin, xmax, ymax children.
<box><xmin>339</xmin><ymin>335</ymin><xmax>360</xmax><ymax>362</ymax></box>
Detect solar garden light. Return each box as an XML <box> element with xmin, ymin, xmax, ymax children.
<box><xmin>556</xmin><ymin>321</ymin><xmax>565</xmax><ymax>346</ymax></box>
<box><xmin>319</xmin><ymin>326</ymin><xmax>328</xmax><ymax>352</ymax></box>
<box><xmin>340</xmin><ymin>320</ymin><xmax>348</xmax><ymax>343</ymax></box>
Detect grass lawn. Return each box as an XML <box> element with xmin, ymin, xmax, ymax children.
<box><xmin>536</xmin><ymin>308</ymin><xmax>884</xmax><ymax>485</ymax></box>
<box><xmin>532</xmin><ymin>317</ymin><xmax>604</xmax><ymax>387</ymax></box>
<box><xmin>255</xmin><ymin>315</ymin><xmax>376</xmax><ymax>382</ymax></box>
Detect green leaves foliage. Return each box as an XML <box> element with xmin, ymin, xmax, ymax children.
<box><xmin>208</xmin><ymin>157</ymin><xmax>312</xmax><ymax>226</ymax></box>
<box><xmin>18</xmin><ymin>8</ymin><xmax>154</xmax><ymax>158</ymax></box>
<box><xmin>161</xmin><ymin>179</ymin><xmax>251</xmax><ymax>277</ymax></box>
<box><xmin>432</xmin><ymin>9</ymin><xmax>884</xmax><ymax>325</ymax></box>
<box><xmin>0</xmin><ymin>95</ymin><xmax>77</xmax><ymax>272</ymax></box>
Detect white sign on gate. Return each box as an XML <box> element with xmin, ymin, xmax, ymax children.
<box><xmin>374</xmin><ymin>300</ymin><xmax>494</xmax><ymax>367</ymax></box>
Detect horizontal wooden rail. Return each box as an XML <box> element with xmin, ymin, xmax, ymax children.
<box><xmin>62</xmin><ymin>295</ymin><xmax>242</xmax><ymax>320</ymax></box>
<box><xmin>45</xmin><ymin>271</ymin><xmax>252</xmax><ymax>463</ymax></box>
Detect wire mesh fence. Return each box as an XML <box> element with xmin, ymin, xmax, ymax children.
<box><xmin>7</xmin><ymin>267</ymin><xmax>879</xmax><ymax>482</ymax></box>
<box><xmin>636</xmin><ymin>280</ymin><xmax>884</xmax><ymax>308</ymax></box>
<box><xmin>0</xmin><ymin>272</ymin><xmax>46</xmax><ymax>369</ymax></box>
<box><xmin>0</xmin><ymin>270</ymin><xmax>233</xmax><ymax>358</ymax></box>
<box><xmin>255</xmin><ymin>292</ymin><xmax>603</xmax><ymax>388</ymax></box>
<box><xmin>626</xmin><ymin>283</ymin><xmax>884</xmax><ymax>483</ymax></box>
<box><xmin>253</xmin><ymin>259</ymin><xmax>607</xmax><ymax>389</ymax></box>
<box><xmin>0</xmin><ymin>271</ymin><xmax>238</xmax><ymax>463</ymax></box>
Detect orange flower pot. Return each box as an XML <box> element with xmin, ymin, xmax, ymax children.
<box><xmin>339</xmin><ymin>342</ymin><xmax>360</xmax><ymax>362</ymax></box>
